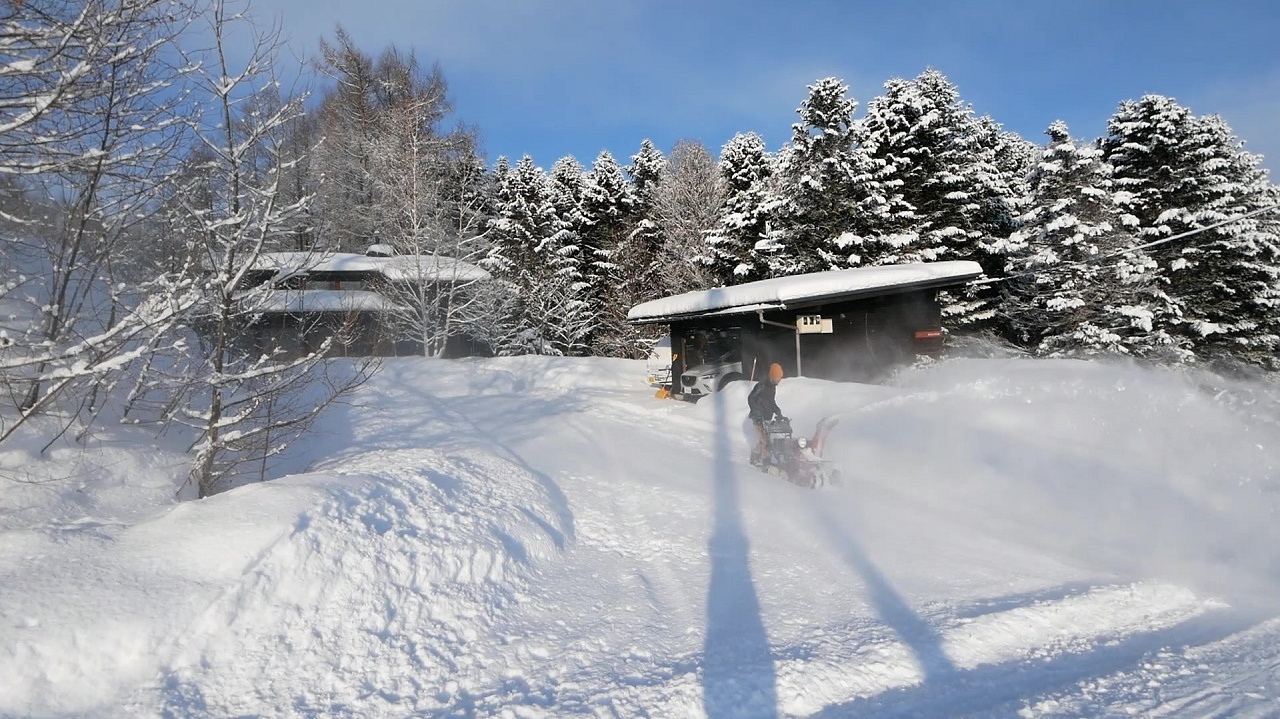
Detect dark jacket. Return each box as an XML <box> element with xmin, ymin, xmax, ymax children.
<box><xmin>747</xmin><ymin>380</ymin><xmax>781</xmax><ymax>422</ymax></box>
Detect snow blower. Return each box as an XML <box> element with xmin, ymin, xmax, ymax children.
<box><xmin>757</xmin><ymin>416</ymin><xmax>842</xmax><ymax>488</ymax></box>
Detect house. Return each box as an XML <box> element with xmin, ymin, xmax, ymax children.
<box><xmin>232</xmin><ymin>249</ymin><xmax>490</xmax><ymax>358</ymax></box>
<box><xmin>626</xmin><ymin>261</ymin><xmax>983</xmax><ymax>398</ymax></box>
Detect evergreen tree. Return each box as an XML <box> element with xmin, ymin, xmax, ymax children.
<box><xmin>490</xmin><ymin>155</ymin><xmax>512</xmax><ymax>194</ymax></box>
<box><xmin>699</xmin><ymin>132</ymin><xmax>774</xmax><ymax>285</ymax></box>
<box><xmin>618</xmin><ymin>140</ymin><xmax>668</xmax><ymax>307</ymax></box>
<box><xmin>543</xmin><ymin>155</ymin><xmax>593</xmax><ymax>352</ymax></box>
<box><xmin>1103</xmin><ymin>95</ymin><xmax>1280</xmax><ymax>367</ymax></box>
<box><xmin>482</xmin><ymin>155</ymin><xmax>555</xmax><ymax>280</ymax></box>
<box><xmin>481</xmin><ymin>155</ymin><xmax>591</xmax><ymax>356</ymax></box>
<box><xmin>980</xmin><ymin>115</ymin><xmax>1040</xmax><ymax>209</ymax></box>
<box><xmin>855</xmin><ymin>69</ymin><xmax>1018</xmax><ymax>327</ymax></box>
<box><xmin>628</xmin><ymin>139</ymin><xmax>667</xmax><ymax>209</ymax></box>
<box><xmin>579</xmin><ymin>150</ymin><xmax>637</xmax><ymax>355</ymax></box>
<box><xmin>546</xmin><ymin>155</ymin><xmax>589</xmax><ymax>270</ymax></box>
<box><xmin>766</xmin><ymin>78</ymin><xmax>878</xmax><ymax>277</ymax></box>
<box><xmin>1002</xmin><ymin>121</ymin><xmax>1171</xmax><ymax>357</ymax></box>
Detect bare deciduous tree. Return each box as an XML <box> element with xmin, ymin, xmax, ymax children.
<box><xmin>650</xmin><ymin>139</ymin><xmax>723</xmax><ymax>295</ymax></box>
<box><xmin>363</xmin><ymin>63</ymin><xmax>491</xmax><ymax>356</ymax></box>
<box><xmin>166</xmin><ymin>1</ymin><xmax>370</xmax><ymax>497</ymax></box>
<box><xmin>0</xmin><ymin>0</ymin><xmax>198</xmax><ymax>448</ymax></box>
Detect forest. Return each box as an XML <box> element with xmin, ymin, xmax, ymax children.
<box><xmin>4</xmin><ymin>0</ymin><xmax>1278</xmax><ymax>494</ymax></box>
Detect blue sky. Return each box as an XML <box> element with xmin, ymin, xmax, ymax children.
<box><xmin>245</xmin><ymin>0</ymin><xmax>1280</xmax><ymax>175</ymax></box>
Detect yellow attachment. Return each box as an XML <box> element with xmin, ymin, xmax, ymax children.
<box><xmin>654</xmin><ymin>387</ymin><xmax>671</xmax><ymax>400</ymax></box>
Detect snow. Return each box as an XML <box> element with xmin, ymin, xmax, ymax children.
<box><xmin>250</xmin><ymin>251</ymin><xmax>491</xmax><ymax>284</ymax></box>
<box><xmin>4</xmin><ymin>355</ymin><xmax>1280</xmax><ymax>717</ymax></box>
<box><xmin>243</xmin><ymin>288</ymin><xmax>406</xmax><ymax>313</ymax></box>
<box><xmin>627</xmin><ymin>261</ymin><xmax>984</xmax><ymax>322</ymax></box>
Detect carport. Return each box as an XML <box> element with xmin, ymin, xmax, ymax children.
<box><xmin>627</xmin><ymin>261</ymin><xmax>983</xmax><ymax>398</ymax></box>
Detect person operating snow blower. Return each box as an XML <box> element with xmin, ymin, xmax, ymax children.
<box><xmin>748</xmin><ymin>362</ymin><xmax>786</xmax><ymax>467</ymax></box>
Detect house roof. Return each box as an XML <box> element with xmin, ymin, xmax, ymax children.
<box><xmin>249</xmin><ymin>252</ymin><xmax>490</xmax><ymax>283</ymax></box>
<box><xmin>627</xmin><ymin>261</ymin><xmax>984</xmax><ymax>324</ymax></box>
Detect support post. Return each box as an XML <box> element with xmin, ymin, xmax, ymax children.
<box><xmin>795</xmin><ymin>330</ymin><xmax>802</xmax><ymax>377</ymax></box>
<box><xmin>757</xmin><ymin>309</ymin><xmax>803</xmax><ymax>377</ymax></box>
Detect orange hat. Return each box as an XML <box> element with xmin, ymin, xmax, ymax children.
<box><xmin>768</xmin><ymin>363</ymin><xmax>784</xmax><ymax>382</ymax></box>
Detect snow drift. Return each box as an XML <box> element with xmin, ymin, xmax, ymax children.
<box><xmin>2</xmin><ymin>448</ymin><xmax>568</xmax><ymax>716</ymax></box>
<box><xmin>3</xmin><ymin>354</ymin><xmax>1279</xmax><ymax>717</ymax></box>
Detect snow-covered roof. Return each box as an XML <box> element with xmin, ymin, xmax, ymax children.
<box><xmin>627</xmin><ymin>261</ymin><xmax>984</xmax><ymax>323</ymax></box>
<box><xmin>241</xmin><ymin>289</ymin><xmax>407</xmax><ymax>314</ymax></box>
<box><xmin>250</xmin><ymin>252</ymin><xmax>489</xmax><ymax>283</ymax></box>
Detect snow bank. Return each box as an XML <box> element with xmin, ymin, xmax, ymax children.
<box><xmin>0</xmin><ymin>416</ymin><xmax>188</xmax><ymax>531</ymax></box>
<box><xmin>1</xmin><ymin>448</ymin><xmax>567</xmax><ymax>717</ymax></box>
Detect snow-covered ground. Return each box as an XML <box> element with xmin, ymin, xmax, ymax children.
<box><xmin>3</xmin><ymin>355</ymin><xmax>1280</xmax><ymax>718</ymax></box>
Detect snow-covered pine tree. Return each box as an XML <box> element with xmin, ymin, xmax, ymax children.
<box><xmin>541</xmin><ymin>156</ymin><xmax>593</xmax><ymax>355</ymax></box>
<box><xmin>628</xmin><ymin>139</ymin><xmax>667</xmax><ymax>207</ymax></box>
<box><xmin>483</xmin><ymin>156</ymin><xmax>512</xmax><ymax>253</ymax></box>
<box><xmin>545</xmin><ymin>156</ymin><xmax>588</xmax><ymax>258</ymax></box>
<box><xmin>479</xmin><ymin>155</ymin><xmax>594</xmax><ymax>356</ymax></box>
<box><xmin>490</xmin><ymin>155</ymin><xmax>512</xmax><ymax>195</ymax></box>
<box><xmin>482</xmin><ymin>156</ymin><xmax>556</xmax><ymax>282</ymax></box>
<box><xmin>766</xmin><ymin>78</ymin><xmax>878</xmax><ymax>277</ymax></box>
<box><xmin>855</xmin><ymin>69</ymin><xmax>1018</xmax><ymax>328</ymax></box>
<box><xmin>462</xmin><ymin>156</ymin><xmax>524</xmax><ymax>356</ymax></box>
<box><xmin>1001</xmin><ymin>121</ymin><xmax>1165</xmax><ymax>357</ymax></box>
<box><xmin>1103</xmin><ymin>95</ymin><xmax>1280</xmax><ymax>368</ymax></box>
<box><xmin>698</xmin><ymin>132</ymin><xmax>773</xmax><ymax>285</ymax></box>
<box><xmin>648</xmin><ymin>139</ymin><xmax>723</xmax><ymax>295</ymax></box>
<box><xmin>617</xmin><ymin>140</ymin><xmax>668</xmax><ymax>308</ymax></box>
<box><xmin>480</xmin><ymin>155</ymin><xmax>570</xmax><ymax>355</ymax></box>
<box><xmin>980</xmin><ymin>115</ymin><xmax>1040</xmax><ymax>210</ymax></box>
<box><xmin>579</xmin><ymin>151</ymin><xmax>637</xmax><ymax>356</ymax></box>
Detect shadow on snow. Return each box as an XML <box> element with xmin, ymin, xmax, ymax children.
<box><xmin>702</xmin><ymin>390</ymin><xmax>779</xmax><ymax>719</ymax></box>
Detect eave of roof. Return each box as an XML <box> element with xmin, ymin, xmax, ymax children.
<box><xmin>237</xmin><ymin>289</ymin><xmax>407</xmax><ymax>314</ymax></box>
<box><xmin>627</xmin><ymin>261</ymin><xmax>984</xmax><ymax>324</ymax></box>
<box><xmin>244</xmin><ymin>252</ymin><xmax>490</xmax><ymax>283</ymax></box>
